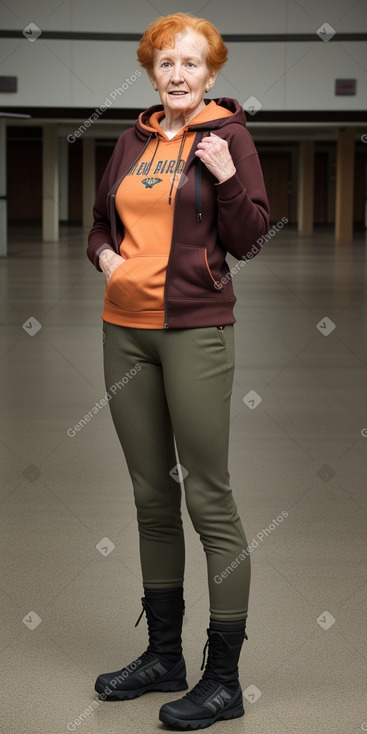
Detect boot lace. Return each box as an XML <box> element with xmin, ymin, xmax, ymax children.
<box><xmin>184</xmin><ymin>633</ymin><xmax>223</xmax><ymax>704</ymax></box>
<box><xmin>185</xmin><ymin>677</ymin><xmax>220</xmax><ymax>705</ymax></box>
<box><xmin>133</xmin><ymin>598</ymin><xmax>160</xmax><ymax>662</ymax></box>
<box><xmin>134</xmin><ymin>598</ymin><xmax>148</xmax><ymax>628</ymax></box>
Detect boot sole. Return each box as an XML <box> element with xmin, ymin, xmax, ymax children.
<box><xmin>159</xmin><ymin>703</ymin><xmax>244</xmax><ymax>730</ymax></box>
<box><xmin>96</xmin><ymin>679</ymin><xmax>189</xmax><ymax>701</ymax></box>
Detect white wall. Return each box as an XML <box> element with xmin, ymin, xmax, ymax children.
<box><xmin>0</xmin><ymin>0</ymin><xmax>366</xmax><ymax>111</ymax></box>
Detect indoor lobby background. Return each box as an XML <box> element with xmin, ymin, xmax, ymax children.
<box><xmin>0</xmin><ymin>1</ymin><xmax>366</xmax><ymax>733</ymax></box>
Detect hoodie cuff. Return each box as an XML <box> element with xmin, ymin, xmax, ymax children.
<box><xmin>215</xmin><ymin>172</ymin><xmax>245</xmax><ymax>200</ymax></box>
<box><xmin>95</xmin><ymin>243</ymin><xmax>115</xmax><ymax>272</ymax></box>
<box><xmin>96</xmin><ymin>243</ymin><xmax>115</xmax><ymax>257</ymax></box>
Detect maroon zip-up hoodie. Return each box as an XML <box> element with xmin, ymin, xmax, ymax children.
<box><xmin>87</xmin><ymin>97</ymin><xmax>270</xmax><ymax>329</ymax></box>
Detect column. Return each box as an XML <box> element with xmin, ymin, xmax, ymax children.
<box><xmin>82</xmin><ymin>137</ymin><xmax>95</xmax><ymax>229</ymax></box>
<box><xmin>335</xmin><ymin>128</ymin><xmax>355</xmax><ymax>242</ymax></box>
<box><xmin>43</xmin><ymin>124</ymin><xmax>59</xmax><ymax>241</ymax></box>
<box><xmin>297</xmin><ymin>140</ymin><xmax>315</xmax><ymax>236</ymax></box>
<box><xmin>58</xmin><ymin>136</ymin><xmax>69</xmax><ymax>222</ymax></box>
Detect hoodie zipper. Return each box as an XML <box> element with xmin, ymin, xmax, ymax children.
<box><xmin>164</xmin><ymin>187</ymin><xmax>180</xmax><ymax>328</ymax></box>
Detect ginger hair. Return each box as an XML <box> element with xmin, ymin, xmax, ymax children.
<box><xmin>137</xmin><ymin>12</ymin><xmax>228</xmax><ymax>73</ymax></box>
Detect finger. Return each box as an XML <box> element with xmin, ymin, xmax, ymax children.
<box><xmin>199</xmin><ymin>135</ymin><xmax>214</xmax><ymax>144</ymax></box>
<box><xmin>195</xmin><ymin>149</ymin><xmax>208</xmax><ymax>158</ymax></box>
<box><xmin>210</xmin><ymin>133</ymin><xmax>227</xmax><ymax>149</ymax></box>
<box><xmin>196</xmin><ymin>139</ymin><xmax>220</xmax><ymax>151</ymax></box>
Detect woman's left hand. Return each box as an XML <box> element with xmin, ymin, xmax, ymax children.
<box><xmin>195</xmin><ymin>133</ymin><xmax>236</xmax><ymax>183</ymax></box>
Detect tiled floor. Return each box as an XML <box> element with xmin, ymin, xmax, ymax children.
<box><xmin>0</xmin><ymin>224</ymin><xmax>366</xmax><ymax>734</ymax></box>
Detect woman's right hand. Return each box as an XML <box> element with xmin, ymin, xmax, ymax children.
<box><xmin>99</xmin><ymin>249</ymin><xmax>126</xmax><ymax>285</ymax></box>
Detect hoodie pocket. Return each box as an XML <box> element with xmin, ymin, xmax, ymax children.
<box><xmin>169</xmin><ymin>243</ymin><xmax>223</xmax><ymax>299</ymax></box>
<box><xmin>105</xmin><ymin>255</ymin><xmax>168</xmax><ymax>312</ymax></box>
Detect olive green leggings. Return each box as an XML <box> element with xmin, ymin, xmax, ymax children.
<box><xmin>103</xmin><ymin>321</ymin><xmax>250</xmax><ymax>621</ymax></box>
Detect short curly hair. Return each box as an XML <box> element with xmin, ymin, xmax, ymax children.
<box><xmin>137</xmin><ymin>12</ymin><xmax>228</xmax><ymax>73</ymax></box>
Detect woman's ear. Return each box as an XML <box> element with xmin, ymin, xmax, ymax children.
<box><xmin>148</xmin><ymin>73</ymin><xmax>158</xmax><ymax>91</ymax></box>
<box><xmin>206</xmin><ymin>70</ymin><xmax>218</xmax><ymax>93</ymax></box>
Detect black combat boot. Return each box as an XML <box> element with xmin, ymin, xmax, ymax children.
<box><xmin>159</xmin><ymin>618</ymin><xmax>247</xmax><ymax>730</ymax></box>
<box><xmin>95</xmin><ymin>586</ymin><xmax>188</xmax><ymax>700</ymax></box>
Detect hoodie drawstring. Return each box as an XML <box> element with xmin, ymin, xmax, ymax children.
<box><xmin>168</xmin><ymin>130</ymin><xmax>187</xmax><ymax>205</ymax></box>
<box><xmin>168</xmin><ymin>128</ymin><xmax>205</xmax><ymax>221</ymax></box>
<box><xmin>194</xmin><ymin>130</ymin><xmax>208</xmax><ymax>222</ymax></box>
<box><xmin>195</xmin><ymin>158</ymin><xmax>203</xmax><ymax>222</ymax></box>
<box><xmin>148</xmin><ymin>136</ymin><xmax>160</xmax><ymax>173</ymax></box>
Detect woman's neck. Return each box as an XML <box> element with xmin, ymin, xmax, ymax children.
<box><xmin>161</xmin><ymin>101</ymin><xmax>206</xmax><ymax>134</ymax></box>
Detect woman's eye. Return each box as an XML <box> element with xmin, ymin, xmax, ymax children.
<box><xmin>160</xmin><ymin>61</ymin><xmax>196</xmax><ymax>68</ymax></box>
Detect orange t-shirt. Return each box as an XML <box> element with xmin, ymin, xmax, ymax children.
<box><xmin>102</xmin><ymin>101</ymin><xmax>233</xmax><ymax>328</ymax></box>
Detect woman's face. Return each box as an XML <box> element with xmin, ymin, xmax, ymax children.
<box><xmin>150</xmin><ymin>29</ymin><xmax>217</xmax><ymax>120</ymax></box>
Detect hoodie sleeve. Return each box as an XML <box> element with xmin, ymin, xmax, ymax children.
<box><xmin>86</xmin><ymin>135</ymin><xmax>125</xmax><ymax>271</ymax></box>
<box><xmin>215</xmin><ymin>128</ymin><xmax>270</xmax><ymax>260</ymax></box>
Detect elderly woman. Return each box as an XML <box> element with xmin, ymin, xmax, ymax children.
<box><xmin>87</xmin><ymin>11</ymin><xmax>269</xmax><ymax>730</ymax></box>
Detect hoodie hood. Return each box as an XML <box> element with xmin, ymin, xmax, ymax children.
<box><xmin>135</xmin><ymin>97</ymin><xmax>247</xmax><ymax>141</ymax></box>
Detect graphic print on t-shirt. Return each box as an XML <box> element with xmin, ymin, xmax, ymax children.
<box><xmin>141</xmin><ymin>177</ymin><xmax>162</xmax><ymax>188</ymax></box>
<box><xmin>127</xmin><ymin>157</ymin><xmax>186</xmax><ymax>188</ymax></box>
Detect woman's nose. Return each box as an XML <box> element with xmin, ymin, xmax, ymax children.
<box><xmin>170</xmin><ymin>65</ymin><xmax>185</xmax><ymax>83</ymax></box>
